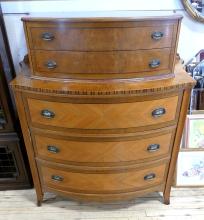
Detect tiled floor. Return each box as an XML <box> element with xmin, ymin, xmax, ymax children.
<box><xmin>0</xmin><ymin>188</ymin><xmax>204</xmax><ymax>220</ymax></box>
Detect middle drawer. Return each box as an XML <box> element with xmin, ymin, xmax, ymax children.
<box><xmin>33</xmin><ymin>128</ymin><xmax>175</xmax><ymax>165</ymax></box>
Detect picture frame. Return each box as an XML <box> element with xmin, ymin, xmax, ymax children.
<box><xmin>184</xmin><ymin>113</ymin><xmax>204</xmax><ymax>148</ymax></box>
<box><xmin>174</xmin><ymin>149</ymin><xmax>204</xmax><ymax>187</ymax></box>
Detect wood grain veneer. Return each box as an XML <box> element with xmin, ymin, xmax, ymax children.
<box><xmin>22</xmin><ymin>16</ymin><xmax>182</xmax><ymax>80</ymax></box>
<box><xmin>33</xmin><ymin>129</ymin><xmax>174</xmax><ymax>165</ymax></box>
<box><xmin>29</xmin><ymin>25</ymin><xmax>174</xmax><ymax>51</ymax></box>
<box><xmin>10</xmin><ymin>15</ymin><xmax>195</xmax><ymax>206</ymax></box>
<box><xmin>26</xmin><ymin>95</ymin><xmax>179</xmax><ymax>130</ymax></box>
<box><xmin>38</xmin><ymin>160</ymin><xmax>168</xmax><ymax>194</ymax></box>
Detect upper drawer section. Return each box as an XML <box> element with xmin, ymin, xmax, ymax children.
<box><xmin>23</xmin><ymin>16</ymin><xmax>182</xmax><ymax>80</ymax></box>
<box><xmin>26</xmin><ymin>95</ymin><xmax>179</xmax><ymax>131</ymax></box>
<box><xmin>27</xmin><ymin>25</ymin><xmax>175</xmax><ymax>51</ymax></box>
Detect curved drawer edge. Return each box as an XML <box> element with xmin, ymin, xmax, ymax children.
<box><xmin>43</xmin><ymin>184</ymin><xmax>164</xmax><ymax>203</ymax></box>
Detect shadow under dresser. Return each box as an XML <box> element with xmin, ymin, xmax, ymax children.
<box><xmin>10</xmin><ymin>14</ymin><xmax>195</xmax><ymax>206</ymax></box>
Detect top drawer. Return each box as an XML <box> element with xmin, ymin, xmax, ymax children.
<box><xmin>25</xmin><ymin>95</ymin><xmax>180</xmax><ymax>132</ymax></box>
<box><xmin>27</xmin><ymin>25</ymin><xmax>175</xmax><ymax>51</ymax></box>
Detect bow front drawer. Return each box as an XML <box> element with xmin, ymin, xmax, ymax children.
<box><xmin>28</xmin><ymin>24</ymin><xmax>175</xmax><ymax>51</ymax></box>
<box><xmin>23</xmin><ymin>18</ymin><xmax>181</xmax><ymax>80</ymax></box>
<box><xmin>38</xmin><ymin>161</ymin><xmax>168</xmax><ymax>194</ymax></box>
<box><xmin>33</xmin><ymin>129</ymin><xmax>174</xmax><ymax>165</ymax></box>
<box><xmin>31</xmin><ymin>49</ymin><xmax>171</xmax><ymax>78</ymax></box>
<box><xmin>26</xmin><ymin>95</ymin><xmax>179</xmax><ymax>131</ymax></box>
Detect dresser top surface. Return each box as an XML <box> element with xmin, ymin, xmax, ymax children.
<box><xmin>11</xmin><ymin>62</ymin><xmax>195</xmax><ymax>96</ymax></box>
<box><xmin>21</xmin><ymin>11</ymin><xmax>182</xmax><ymax>22</ymax></box>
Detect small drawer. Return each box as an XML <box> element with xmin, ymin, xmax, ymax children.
<box><xmin>33</xmin><ymin>130</ymin><xmax>174</xmax><ymax>165</ymax></box>
<box><xmin>38</xmin><ymin>161</ymin><xmax>168</xmax><ymax>193</ymax></box>
<box><xmin>28</xmin><ymin>25</ymin><xmax>174</xmax><ymax>51</ymax></box>
<box><xmin>27</xmin><ymin>96</ymin><xmax>179</xmax><ymax>131</ymax></box>
<box><xmin>31</xmin><ymin>49</ymin><xmax>172</xmax><ymax>77</ymax></box>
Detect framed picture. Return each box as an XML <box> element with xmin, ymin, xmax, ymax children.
<box><xmin>175</xmin><ymin>149</ymin><xmax>204</xmax><ymax>187</ymax></box>
<box><xmin>185</xmin><ymin>113</ymin><xmax>204</xmax><ymax>148</ymax></box>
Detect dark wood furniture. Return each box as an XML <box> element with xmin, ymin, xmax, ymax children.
<box><xmin>11</xmin><ymin>15</ymin><xmax>195</xmax><ymax>206</ymax></box>
<box><xmin>0</xmin><ymin>5</ymin><xmax>31</xmax><ymax>190</ymax></box>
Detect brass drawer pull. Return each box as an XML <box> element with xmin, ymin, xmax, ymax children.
<box><xmin>149</xmin><ymin>59</ymin><xmax>160</xmax><ymax>68</ymax></box>
<box><xmin>41</xmin><ymin>32</ymin><xmax>55</xmax><ymax>41</ymax></box>
<box><xmin>47</xmin><ymin>145</ymin><xmax>60</xmax><ymax>153</ymax></box>
<box><xmin>151</xmin><ymin>31</ymin><xmax>164</xmax><ymax>40</ymax></box>
<box><xmin>41</xmin><ymin>109</ymin><xmax>55</xmax><ymax>119</ymax></box>
<box><xmin>144</xmin><ymin>173</ymin><xmax>156</xmax><ymax>181</ymax></box>
<box><xmin>152</xmin><ymin>107</ymin><xmax>166</xmax><ymax>118</ymax></box>
<box><xmin>51</xmin><ymin>175</ymin><xmax>63</xmax><ymax>182</ymax></box>
<box><xmin>147</xmin><ymin>144</ymin><xmax>160</xmax><ymax>152</ymax></box>
<box><xmin>46</xmin><ymin>60</ymin><xmax>57</xmax><ymax>69</ymax></box>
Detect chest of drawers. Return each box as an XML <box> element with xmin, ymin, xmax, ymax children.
<box><xmin>11</xmin><ymin>15</ymin><xmax>195</xmax><ymax>206</ymax></box>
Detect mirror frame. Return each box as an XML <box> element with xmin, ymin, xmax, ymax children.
<box><xmin>182</xmin><ymin>0</ymin><xmax>204</xmax><ymax>23</ymax></box>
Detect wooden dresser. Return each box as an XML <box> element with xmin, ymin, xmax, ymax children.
<box><xmin>11</xmin><ymin>14</ymin><xmax>195</xmax><ymax>206</ymax></box>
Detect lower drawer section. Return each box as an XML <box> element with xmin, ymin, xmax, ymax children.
<box><xmin>37</xmin><ymin>160</ymin><xmax>168</xmax><ymax>194</ymax></box>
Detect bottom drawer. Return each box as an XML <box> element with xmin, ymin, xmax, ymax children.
<box><xmin>38</xmin><ymin>161</ymin><xmax>168</xmax><ymax>194</ymax></box>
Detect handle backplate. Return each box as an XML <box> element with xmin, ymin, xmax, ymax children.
<box><xmin>47</xmin><ymin>145</ymin><xmax>60</xmax><ymax>153</ymax></box>
<box><xmin>45</xmin><ymin>60</ymin><xmax>57</xmax><ymax>69</ymax></box>
<box><xmin>149</xmin><ymin>59</ymin><xmax>161</xmax><ymax>68</ymax></box>
<box><xmin>41</xmin><ymin>109</ymin><xmax>55</xmax><ymax>119</ymax></box>
<box><xmin>41</xmin><ymin>32</ymin><xmax>55</xmax><ymax>41</ymax></box>
<box><xmin>152</xmin><ymin>107</ymin><xmax>166</xmax><ymax>118</ymax></box>
<box><xmin>151</xmin><ymin>31</ymin><xmax>164</xmax><ymax>40</ymax></box>
<box><xmin>51</xmin><ymin>175</ymin><xmax>63</xmax><ymax>182</ymax></box>
<box><xmin>147</xmin><ymin>144</ymin><xmax>160</xmax><ymax>152</ymax></box>
<box><xmin>144</xmin><ymin>173</ymin><xmax>156</xmax><ymax>181</ymax></box>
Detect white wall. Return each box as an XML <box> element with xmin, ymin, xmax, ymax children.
<box><xmin>1</xmin><ymin>0</ymin><xmax>204</xmax><ymax>73</ymax></box>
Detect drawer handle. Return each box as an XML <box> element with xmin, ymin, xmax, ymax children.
<box><xmin>51</xmin><ymin>175</ymin><xmax>63</xmax><ymax>182</ymax></box>
<box><xmin>46</xmin><ymin>60</ymin><xmax>57</xmax><ymax>69</ymax></box>
<box><xmin>47</xmin><ymin>145</ymin><xmax>60</xmax><ymax>153</ymax></box>
<box><xmin>149</xmin><ymin>59</ymin><xmax>160</xmax><ymax>68</ymax></box>
<box><xmin>152</xmin><ymin>107</ymin><xmax>166</xmax><ymax>118</ymax></box>
<box><xmin>147</xmin><ymin>144</ymin><xmax>160</xmax><ymax>152</ymax></box>
<box><xmin>41</xmin><ymin>109</ymin><xmax>55</xmax><ymax>119</ymax></box>
<box><xmin>41</xmin><ymin>32</ymin><xmax>55</xmax><ymax>41</ymax></box>
<box><xmin>144</xmin><ymin>173</ymin><xmax>156</xmax><ymax>181</ymax></box>
<box><xmin>151</xmin><ymin>31</ymin><xmax>164</xmax><ymax>40</ymax></box>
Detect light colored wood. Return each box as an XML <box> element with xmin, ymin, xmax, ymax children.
<box><xmin>10</xmin><ymin>15</ymin><xmax>195</xmax><ymax>206</ymax></box>
<box><xmin>33</xmin><ymin>131</ymin><xmax>174</xmax><ymax>165</ymax></box>
<box><xmin>10</xmin><ymin>63</ymin><xmax>195</xmax><ymax>205</ymax></box>
<box><xmin>30</xmin><ymin>25</ymin><xmax>174</xmax><ymax>51</ymax></box>
<box><xmin>38</xmin><ymin>161</ymin><xmax>167</xmax><ymax>193</ymax></box>
<box><xmin>27</xmin><ymin>96</ymin><xmax>179</xmax><ymax>130</ymax></box>
<box><xmin>23</xmin><ymin>16</ymin><xmax>181</xmax><ymax>80</ymax></box>
<box><xmin>31</xmin><ymin>49</ymin><xmax>172</xmax><ymax>77</ymax></box>
<box><xmin>13</xmin><ymin>91</ymin><xmax>44</xmax><ymax>206</ymax></box>
<box><xmin>10</xmin><ymin>62</ymin><xmax>195</xmax><ymax>97</ymax></box>
<box><xmin>163</xmin><ymin>89</ymin><xmax>192</xmax><ymax>204</ymax></box>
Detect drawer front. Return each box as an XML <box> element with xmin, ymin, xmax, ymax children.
<box><xmin>38</xmin><ymin>162</ymin><xmax>168</xmax><ymax>193</ymax></box>
<box><xmin>29</xmin><ymin>25</ymin><xmax>175</xmax><ymax>51</ymax></box>
<box><xmin>31</xmin><ymin>49</ymin><xmax>171</xmax><ymax>75</ymax></box>
<box><xmin>27</xmin><ymin>96</ymin><xmax>179</xmax><ymax>130</ymax></box>
<box><xmin>34</xmin><ymin>131</ymin><xmax>174</xmax><ymax>165</ymax></box>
